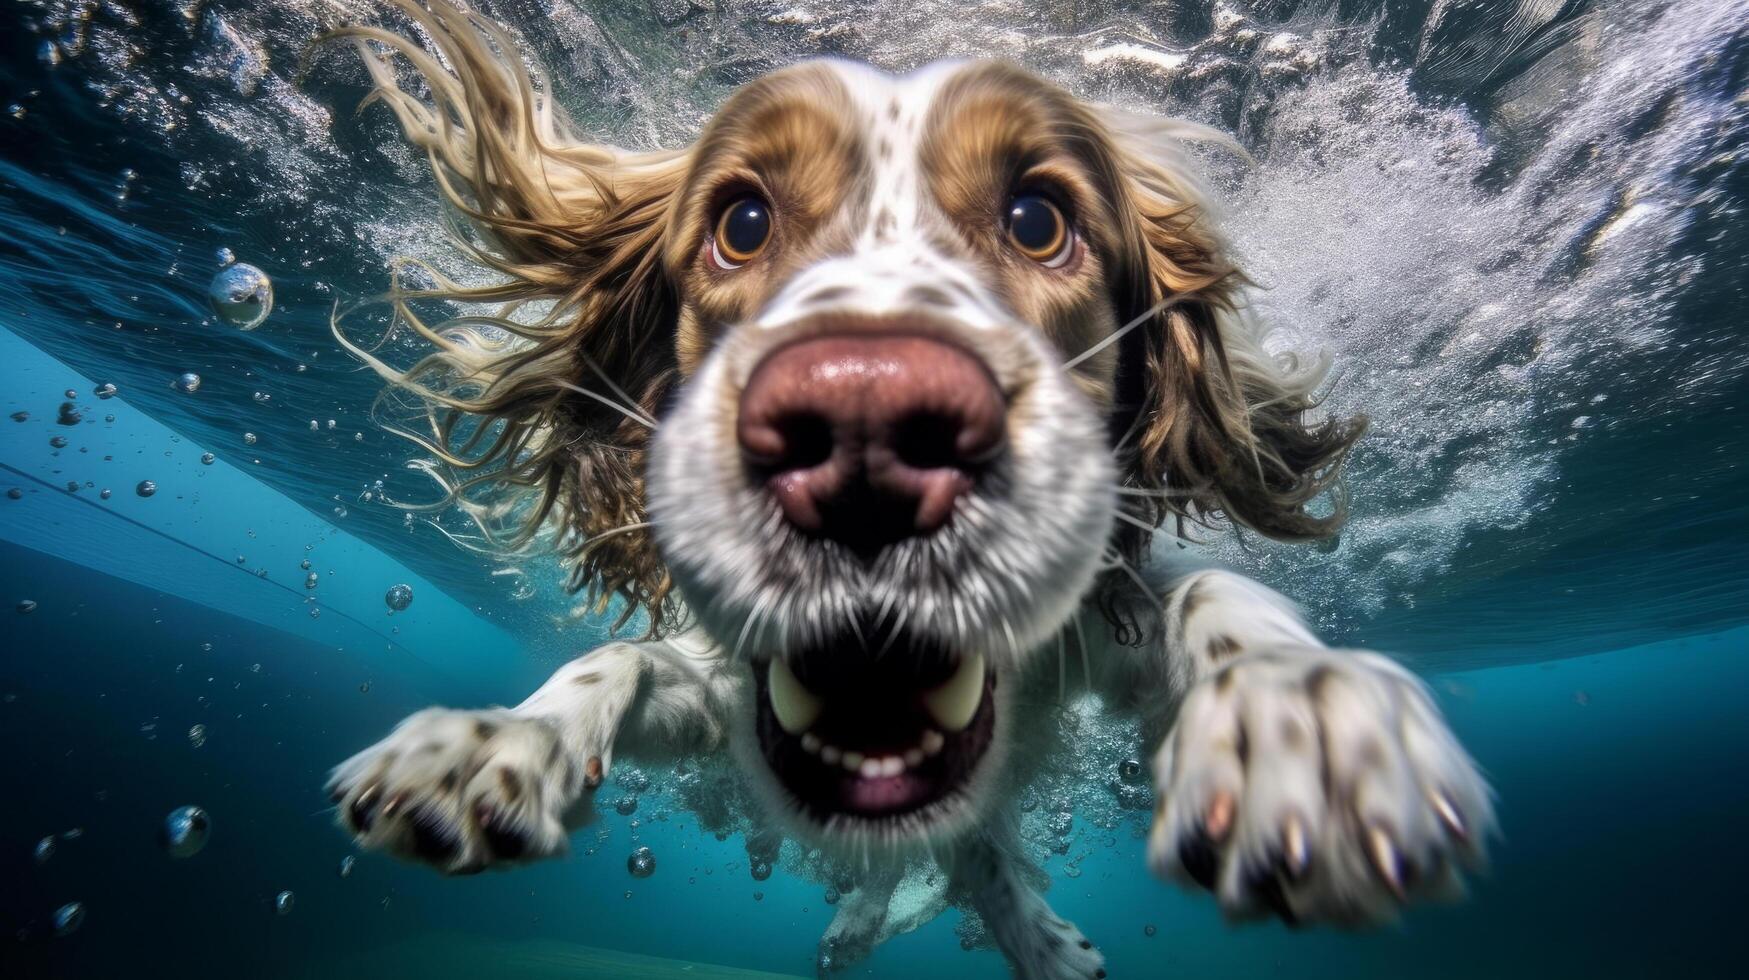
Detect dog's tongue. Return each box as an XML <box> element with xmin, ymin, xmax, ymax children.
<box><xmin>845</xmin><ymin>771</ymin><xmax>930</xmax><ymax>813</ymax></box>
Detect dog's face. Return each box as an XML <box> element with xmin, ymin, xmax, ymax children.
<box><xmin>649</xmin><ymin>62</ymin><xmax>1134</xmax><ymax>847</ymax></box>
<box><xmin>351</xmin><ymin>22</ymin><xmax>1358</xmax><ymax>852</ymax></box>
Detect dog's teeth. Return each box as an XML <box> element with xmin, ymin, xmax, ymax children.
<box><xmin>859</xmin><ymin>757</ymin><xmax>883</xmax><ymax>779</ymax></box>
<box><xmin>921</xmin><ymin>730</ymin><xmax>945</xmax><ymax>756</ymax></box>
<box><xmin>821</xmin><ymin>744</ymin><xmax>842</xmax><ymax>765</ymax></box>
<box><xmin>841</xmin><ymin>751</ymin><xmax>866</xmax><ymax>772</ymax></box>
<box><xmin>903</xmin><ymin>748</ymin><xmax>924</xmax><ymax>767</ymax></box>
<box><xmin>800</xmin><ymin>732</ymin><xmax>822</xmax><ymax>754</ymax></box>
<box><xmin>767</xmin><ymin>657</ymin><xmax>823</xmax><ymax>735</ymax></box>
<box><xmin>878</xmin><ymin>756</ymin><xmax>904</xmax><ymax>778</ymax></box>
<box><xmin>921</xmin><ymin>654</ymin><xmax>984</xmax><ymax>732</ymax></box>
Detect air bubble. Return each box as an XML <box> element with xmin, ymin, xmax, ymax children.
<box><xmin>627</xmin><ymin>846</ymin><xmax>656</xmax><ymax>878</ymax></box>
<box><xmin>34</xmin><ymin>836</ymin><xmax>54</xmax><ymax>863</ymax></box>
<box><xmin>161</xmin><ymin>805</ymin><xmax>211</xmax><ymax>858</ymax></box>
<box><xmin>17</xmin><ymin>599</ymin><xmax>37</xmax><ymax>614</ymax></box>
<box><xmin>274</xmin><ymin>890</ymin><xmax>294</xmax><ymax>915</ymax></box>
<box><xmin>94</xmin><ymin>383</ymin><xmax>117</xmax><ymax>399</ymax></box>
<box><xmin>339</xmin><ymin>855</ymin><xmax>355</xmax><ymax>878</ymax></box>
<box><xmin>135</xmin><ymin>480</ymin><xmax>157</xmax><ymax>498</ymax></box>
<box><xmin>209</xmin><ymin>263</ymin><xmax>273</xmax><ymax>330</ymax></box>
<box><xmin>187</xmin><ymin>724</ymin><xmax>207</xmax><ymax>748</ymax></box>
<box><xmin>201</xmin><ymin>453</ymin><xmax>215</xmax><ymax>465</ymax></box>
<box><xmin>173</xmin><ymin>372</ymin><xmax>201</xmax><ymax>393</ymax></box>
<box><xmin>242</xmin><ymin>432</ymin><xmax>257</xmax><ymax>445</ymax></box>
<box><xmin>52</xmin><ymin>901</ymin><xmax>84</xmax><ymax>937</ymax></box>
<box><xmin>750</xmin><ymin>859</ymin><xmax>772</xmax><ymax>881</ymax></box>
<box><xmin>384</xmin><ymin>584</ymin><xmax>413</xmax><ymax>612</ymax></box>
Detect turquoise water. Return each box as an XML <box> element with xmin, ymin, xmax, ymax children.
<box><xmin>4</xmin><ymin>0</ymin><xmax>1748</xmax><ymax>976</ymax></box>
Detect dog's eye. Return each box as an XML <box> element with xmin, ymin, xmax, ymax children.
<box><xmin>713</xmin><ymin>196</ymin><xmax>772</xmax><ymax>268</ymax></box>
<box><xmin>1006</xmin><ymin>194</ymin><xmax>1072</xmax><ymax>267</ymax></box>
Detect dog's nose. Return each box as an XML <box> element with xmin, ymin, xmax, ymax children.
<box><xmin>738</xmin><ymin>335</ymin><xmax>1005</xmax><ymax>556</ymax></box>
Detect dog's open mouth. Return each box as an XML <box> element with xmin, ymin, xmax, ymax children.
<box><xmin>754</xmin><ymin>632</ymin><xmax>996</xmax><ymax>821</ymax></box>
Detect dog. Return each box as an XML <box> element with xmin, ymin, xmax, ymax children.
<box><xmin>325</xmin><ymin>3</ymin><xmax>1494</xmax><ymax>976</ymax></box>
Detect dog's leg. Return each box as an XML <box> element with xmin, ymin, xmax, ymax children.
<box><xmin>1136</xmin><ymin>564</ymin><xmax>1495</xmax><ymax>925</ymax></box>
<box><xmin>950</xmin><ymin>821</ymin><xmax>1105</xmax><ymax>980</ymax></box>
<box><xmin>815</xmin><ymin>867</ymin><xmax>901</xmax><ymax>975</ymax></box>
<box><xmin>327</xmin><ymin>633</ymin><xmax>733</xmax><ymax>873</ymax></box>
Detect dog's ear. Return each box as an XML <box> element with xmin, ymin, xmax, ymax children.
<box><xmin>329</xmin><ymin>0</ymin><xmax>689</xmax><ymax>633</ymax></box>
<box><xmin>1100</xmin><ymin>112</ymin><xmax>1365</xmax><ymax>543</ymax></box>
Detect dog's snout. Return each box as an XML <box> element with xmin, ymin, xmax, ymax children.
<box><xmin>738</xmin><ymin>335</ymin><xmax>1005</xmax><ymax>556</ymax></box>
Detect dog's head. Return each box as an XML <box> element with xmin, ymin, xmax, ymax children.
<box><xmin>341</xmin><ymin>2</ymin><xmax>1361</xmax><ymax>852</ymax></box>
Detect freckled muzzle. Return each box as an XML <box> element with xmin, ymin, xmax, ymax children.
<box><xmin>754</xmin><ymin>631</ymin><xmax>996</xmax><ymax>820</ymax></box>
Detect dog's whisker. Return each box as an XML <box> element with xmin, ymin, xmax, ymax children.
<box><xmin>1113</xmin><ymin>508</ymin><xmax>1164</xmax><ymax>534</ymax></box>
<box><xmin>734</xmin><ymin>589</ymin><xmax>774</xmax><ymax>662</ymax></box>
<box><xmin>1061</xmin><ymin>294</ymin><xmax>1186</xmax><ymax>370</ymax></box>
<box><xmin>550</xmin><ymin>379</ymin><xmax>658</xmax><ymax>430</ymax></box>
<box><xmin>1056</xmin><ymin>629</ymin><xmax>1068</xmax><ymax>702</ymax></box>
<box><xmin>1111</xmin><ymin>484</ymin><xmax>1202</xmax><ymax>499</ymax></box>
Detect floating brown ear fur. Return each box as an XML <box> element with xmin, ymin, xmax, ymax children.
<box><xmin>325</xmin><ymin>0</ymin><xmax>690</xmax><ymax>635</ymax></box>
<box><xmin>1098</xmin><ymin>109</ymin><xmax>1366</xmax><ymax>557</ymax></box>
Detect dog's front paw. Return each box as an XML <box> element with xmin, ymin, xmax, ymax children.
<box><xmin>1148</xmin><ymin>648</ymin><xmax>1493</xmax><ymax>926</ymax></box>
<box><xmin>326</xmin><ymin>708</ymin><xmax>598</xmax><ymax>874</ymax></box>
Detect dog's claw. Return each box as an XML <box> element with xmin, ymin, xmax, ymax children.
<box><xmin>1431</xmin><ymin>789</ymin><xmax>1468</xmax><ymax>843</ymax></box>
<box><xmin>1204</xmin><ymin>790</ymin><xmax>1235</xmax><ymax>843</ymax></box>
<box><xmin>1365</xmin><ymin>824</ymin><xmax>1407</xmax><ymax>900</ymax></box>
<box><xmin>1281</xmin><ymin>813</ymin><xmax>1310</xmax><ymax>881</ymax></box>
<box><xmin>584</xmin><ymin>755</ymin><xmax>604</xmax><ymax>790</ymax></box>
<box><xmin>349</xmin><ymin>784</ymin><xmax>380</xmax><ymax>832</ymax></box>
